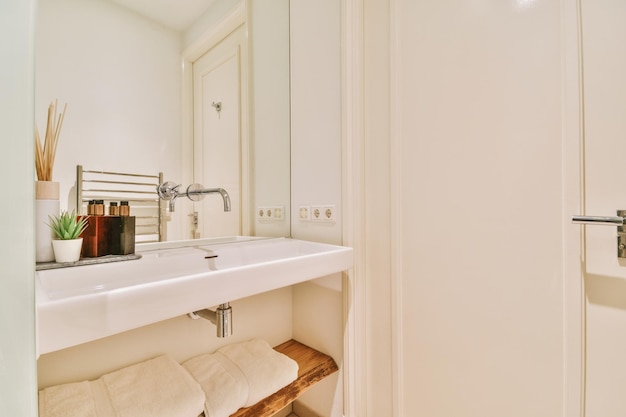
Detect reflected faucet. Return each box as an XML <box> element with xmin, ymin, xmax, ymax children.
<box><xmin>157</xmin><ymin>182</ymin><xmax>231</xmax><ymax>212</ymax></box>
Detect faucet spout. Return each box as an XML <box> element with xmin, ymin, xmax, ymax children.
<box><xmin>209</xmin><ymin>188</ymin><xmax>231</xmax><ymax>212</ymax></box>
<box><xmin>185</xmin><ymin>184</ymin><xmax>231</xmax><ymax>212</ymax></box>
<box><xmin>157</xmin><ymin>182</ymin><xmax>232</xmax><ymax>212</ymax></box>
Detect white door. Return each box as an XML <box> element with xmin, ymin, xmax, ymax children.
<box><xmin>192</xmin><ymin>25</ymin><xmax>245</xmax><ymax>238</ymax></box>
<box><xmin>392</xmin><ymin>1</ymin><xmax>567</xmax><ymax>416</ymax></box>
<box><xmin>577</xmin><ymin>2</ymin><xmax>626</xmax><ymax>416</ymax></box>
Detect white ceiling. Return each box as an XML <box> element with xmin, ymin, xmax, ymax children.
<box><xmin>108</xmin><ymin>0</ymin><xmax>219</xmax><ymax>31</ymax></box>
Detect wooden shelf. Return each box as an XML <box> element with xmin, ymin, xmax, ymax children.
<box><xmin>230</xmin><ymin>339</ymin><xmax>339</xmax><ymax>417</ymax></box>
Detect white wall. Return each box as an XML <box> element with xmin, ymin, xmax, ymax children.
<box><xmin>361</xmin><ymin>1</ymin><xmax>567</xmax><ymax>416</ymax></box>
<box><xmin>250</xmin><ymin>0</ymin><xmax>291</xmax><ymax>238</ymax></box>
<box><xmin>290</xmin><ymin>1</ymin><xmax>344</xmax><ymax>416</ymax></box>
<box><xmin>0</xmin><ymin>0</ymin><xmax>38</xmax><ymax>415</ymax></box>
<box><xmin>183</xmin><ymin>0</ymin><xmax>242</xmax><ymax>49</ymax></box>
<box><xmin>290</xmin><ymin>0</ymin><xmax>342</xmax><ymax>246</ymax></box>
<box><xmin>36</xmin><ymin>0</ymin><xmax>184</xmax><ymax>239</ymax></box>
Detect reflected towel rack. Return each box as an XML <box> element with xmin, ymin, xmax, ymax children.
<box><xmin>76</xmin><ymin>165</ymin><xmax>164</xmax><ymax>243</ymax></box>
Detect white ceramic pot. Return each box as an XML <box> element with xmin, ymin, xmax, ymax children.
<box><xmin>52</xmin><ymin>238</ymin><xmax>83</xmax><ymax>263</ymax></box>
<box><xmin>36</xmin><ymin>181</ymin><xmax>60</xmax><ymax>262</ymax></box>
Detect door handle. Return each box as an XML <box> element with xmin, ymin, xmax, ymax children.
<box><xmin>572</xmin><ymin>215</ymin><xmax>625</xmax><ymax>226</ymax></box>
<box><xmin>572</xmin><ymin>210</ymin><xmax>626</xmax><ymax>258</ymax></box>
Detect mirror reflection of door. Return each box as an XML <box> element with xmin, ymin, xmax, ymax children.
<box><xmin>192</xmin><ymin>25</ymin><xmax>245</xmax><ymax>238</ymax></box>
<box><xmin>580</xmin><ymin>1</ymin><xmax>626</xmax><ymax>416</ymax></box>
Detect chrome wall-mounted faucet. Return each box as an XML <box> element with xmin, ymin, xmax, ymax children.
<box><xmin>157</xmin><ymin>182</ymin><xmax>231</xmax><ymax>212</ymax></box>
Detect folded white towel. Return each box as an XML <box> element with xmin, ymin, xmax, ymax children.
<box><xmin>96</xmin><ymin>355</ymin><xmax>205</xmax><ymax>417</ymax></box>
<box><xmin>39</xmin><ymin>340</ymin><xmax>297</xmax><ymax>417</ymax></box>
<box><xmin>217</xmin><ymin>339</ymin><xmax>298</xmax><ymax>406</ymax></box>
<box><xmin>38</xmin><ymin>355</ymin><xmax>205</xmax><ymax>417</ymax></box>
<box><xmin>182</xmin><ymin>352</ymin><xmax>248</xmax><ymax>417</ymax></box>
<box><xmin>39</xmin><ymin>381</ymin><xmax>97</xmax><ymax>417</ymax></box>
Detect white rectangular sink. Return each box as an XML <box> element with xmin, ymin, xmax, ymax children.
<box><xmin>36</xmin><ymin>237</ymin><xmax>353</xmax><ymax>355</ymax></box>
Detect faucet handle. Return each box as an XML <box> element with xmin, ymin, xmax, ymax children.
<box><xmin>156</xmin><ymin>181</ymin><xmax>180</xmax><ymax>200</ymax></box>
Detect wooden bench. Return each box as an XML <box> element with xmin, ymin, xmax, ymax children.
<box><xmin>230</xmin><ymin>340</ymin><xmax>339</xmax><ymax>417</ymax></box>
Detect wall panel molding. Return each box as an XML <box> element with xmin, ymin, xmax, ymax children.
<box><xmin>341</xmin><ymin>0</ymin><xmax>366</xmax><ymax>416</ymax></box>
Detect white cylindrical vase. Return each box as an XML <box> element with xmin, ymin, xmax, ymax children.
<box><xmin>36</xmin><ymin>181</ymin><xmax>60</xmax><ymax>263</ymax></box>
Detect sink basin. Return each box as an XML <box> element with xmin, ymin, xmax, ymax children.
<box><xmin>36</xmin><ymin>237</ymin><xmax>353</xmax><ymax>355</ymax></box>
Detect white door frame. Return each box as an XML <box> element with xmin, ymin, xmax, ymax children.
<box><xmin>562</xmin><ymin>0</ymin><xmax>585</xmax><ymax>416</ymax></box>
<box><xmin>180</xmin><ymin>3</ymin><xmax>250</xmax><ymax>239</ymax></box>
<box><xmin>341</xmin><ymin>0</ymin><xmax>366</xmax><ymax>415</ymax></box>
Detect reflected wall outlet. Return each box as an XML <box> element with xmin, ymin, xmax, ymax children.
<box><xmin>257</xmin><ymin>206</ymin><xmax>285</xmax><ymax>221</ymax></box>
<box><xmin>299</xmin><ymin>206</ymin><xmax>311</xmax><ymax>221</ymax></box>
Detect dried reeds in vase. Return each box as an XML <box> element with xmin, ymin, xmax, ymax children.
<box><xmin>35</xmin><ymin>100</ymin><xmax>67</xmax><ymax>262</ymax></box>
<box><xmin>35</xmin><ymin>100</ymin><xmax>67</xmax><ymax>181</ymax></box>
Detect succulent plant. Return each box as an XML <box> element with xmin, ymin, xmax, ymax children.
<box><xmin>48</xmin><ymin>210</ymin><xmax>89</xmax><ymax>240</ymax></box>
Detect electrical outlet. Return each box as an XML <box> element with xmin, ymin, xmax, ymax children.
<box><xmin>324</xmin><ymin>206</ymin><xmax>335</xmax><ymax>221</ymax></box>
<box><xmin>257</xmin><ymin>206</ymin><xmax>285</xmax><ymax>221</ymax></box>
<box><xmin>271</xmin><ymin>206</ymin><xmax>284</xmax><ymax>220</ymax></box>
<box><xmin>299</xmin><ymin>206</ymin><xmax>311</xmax><ymax>221</ymax></box>
<box><xmin>311</xmin><ymin>205</ymin><xmax>335</xmax><ymax>221</ymax></box>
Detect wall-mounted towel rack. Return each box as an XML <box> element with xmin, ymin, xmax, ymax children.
<box><xmin>76</xmin><ymin>165</ymin><xmax>164</xmax><ymax>243</ymax></box>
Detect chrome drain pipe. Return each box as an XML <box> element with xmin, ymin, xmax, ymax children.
<box><xmin>188</xmin><ymin>303</ymin><xmax>232</xmax><ymax>337</ymax></box>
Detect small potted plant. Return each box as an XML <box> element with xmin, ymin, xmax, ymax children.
<box><xmin>48</xmin><ymin>210</ymin><xmax>89</xmax><ymax>263</ymax></box>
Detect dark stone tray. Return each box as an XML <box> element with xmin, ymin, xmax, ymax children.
<box><xmin>36</xmin><ymin>253</ymin><xmax>142</xmax><ymax>271</ymax></box>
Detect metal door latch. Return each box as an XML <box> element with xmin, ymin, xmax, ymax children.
<box><xmin>572</xmin><ymin>210</ymin><xmax>626</xmax><ymax>258</ymax></box>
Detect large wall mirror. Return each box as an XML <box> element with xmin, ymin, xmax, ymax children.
<box><xmin>35</xmin><ymin>0</ymin><xmax>291</xmax><ymax>242</ymax></box>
